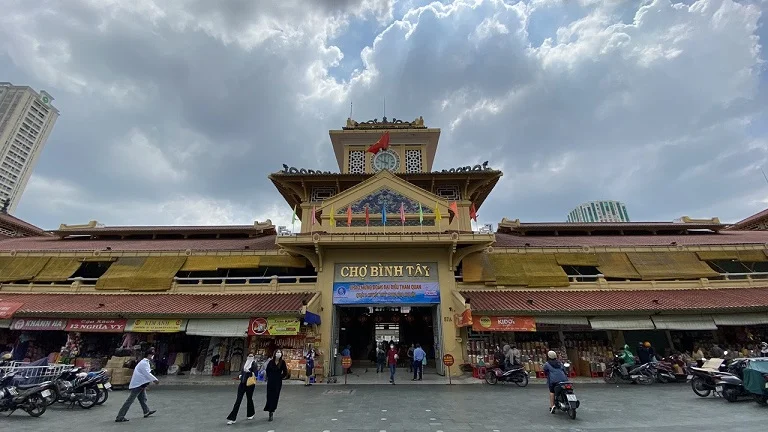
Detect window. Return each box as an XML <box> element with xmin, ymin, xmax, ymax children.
<box><xmin>405</xmin><ymin>149</ymin><xmax>422</xmax><ymax>173</ymax></box>
<box><xmin>349</xmin><ymin>150</ymin><xmax>365</xmax><ymax>174</ymax></box>
<box><xmin>561</xmin><ymin>265</ymin><xmax>601</xmax><ymax>282</ymax></box>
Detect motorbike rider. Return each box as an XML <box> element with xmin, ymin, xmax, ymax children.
<box><xmin>543</xmin><ymin>350</ymin><xmax>568</xmax><ymax>413</ymax></box>
<box><xmin>505</xmin><ymin>344</ymin><xmax>521</xmax><ymax>369</ymax></box>
<box><xmin>619</xmin><ymin>344</ymin><xmax>635</xmax><ymax>377</ymax></box>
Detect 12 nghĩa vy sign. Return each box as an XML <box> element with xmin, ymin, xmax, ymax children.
<box><xmin>333</xmin><ymin>262</ymin><xmax>440</xmax><ymax>305</ymax></box>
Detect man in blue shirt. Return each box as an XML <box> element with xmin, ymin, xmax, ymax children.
<box><xmin>412</xmin><ymin>344</ymin><xmax>426</xmax><ymax>381</ymax></box>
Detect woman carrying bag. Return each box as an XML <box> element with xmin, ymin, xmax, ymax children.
<box><xmin>264</xmin><ymin>348</ymin><xmax>290</xmax><ymax>422</ymax></box>
<box><xmin>226</xmin><ymin>353</ymin><xmax>258</xmax><ymax>425</ymax></box>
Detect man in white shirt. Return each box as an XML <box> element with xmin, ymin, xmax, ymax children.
<box><xmin>115</xmin><ymin>348</ymin><xmax>159</xmax><ymax>422</ymax></box>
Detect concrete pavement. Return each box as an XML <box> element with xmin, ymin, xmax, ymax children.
<box><xmin>4</xmin><ymin>383</ymin><xmax>765</xmax><ymax>431</ymax></box>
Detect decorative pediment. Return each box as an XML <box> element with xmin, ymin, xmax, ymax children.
<box><xmin>344</xmin><ymin>188</ymin><xmax>433</xmax><ymax>215</ymax></box>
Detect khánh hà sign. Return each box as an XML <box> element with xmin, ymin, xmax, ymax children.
<box><xmin>471</xmin><ymin>316</ymin><xmax>537</xmax><ymax>332</ymax></box>
<box><xmin>248</xmin><ymin>317</ymin><xmax>300</xmax><ymax>336</ymax></box>
<box><xmin>0</xmin><ymin>302</ymin><xmax>24</xmax><ymax>319</ymax></box>
<box><xmin>65</xmin><ymin>319</ymin><xmax>127</xmax><ymax>333</ymax></box>
<box><xmin>11</xmin><ymin>318</ymin><xmax>67</xmax><ymax>331</ymax></box>
<box><xmin>128</xmin><ymin>319</ymin><xmax>186</xmax><ymax>333</ymax></box>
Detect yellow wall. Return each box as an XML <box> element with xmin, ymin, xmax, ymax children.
<box><xmin>316</xmin><ymin>246</ymin><xmax>462</xmax><ymax>377</ymax></box>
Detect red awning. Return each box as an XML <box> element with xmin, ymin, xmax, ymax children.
<box><xmin>461</xmin><ymin>287</ymin><xmax>768</xmax><ymax>314</ymax></box>
<box><xmin>0</xmin><ymin>293</ymin><xmax>314</xmax><ymax>318</ymax></box>
<box><xmin>0</xmin><ymin>301</ymin><xmax>23</xmax><ymax>319</ymax></box>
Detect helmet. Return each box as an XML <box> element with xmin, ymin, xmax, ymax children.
<box><xmin>643</xmin><ymin>342</ymin><xmax>651</xmax><ymax>348</ymax></box>
<box><xmin>547</xmin><ymin>350</ymin><xmax>557</xmax><ymax>359</ymax></box>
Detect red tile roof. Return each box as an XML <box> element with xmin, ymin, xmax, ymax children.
<box><xmin>461</xmin><ymin>287</ymin><xmax>768</xmax><ymax>314</ymax></box>
<box><xmin>0</xmin><ymin>235</ymin><xmax>278</xmax><ymax>252</ymax></box>
<box><xmin>0</xmin><ymin>213</ymin><xmax>47</xmax><ymax>236</ymax></box>
<box><xmin>727</xmin><ymin>208</ymin><xmax>768</xmax><ymax>230</ymax></box>
<box><xmin>493</xmin><ymin>230</ymin><xmax>768</xmax><ymax>248</ymax></box>
<box><xmin>0</xmin><ymin>292</ymin><xmax>314</xmax><ymax>318</ymax></box>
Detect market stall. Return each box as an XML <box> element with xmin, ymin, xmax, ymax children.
<box><xmin>247</xmin><ymin>316</ymin><xmax>322</xmax><ymax>382</ymax></box>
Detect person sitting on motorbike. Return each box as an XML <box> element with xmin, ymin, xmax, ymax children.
<box><xmin>543</xmin><ymin>350</ymin><xmax>568</xmax><ymax>413</ymax></box>
<box><xmin>641</xmin><ymin>341</ymin><xmax>656</xmax><ymax>364</ymax></box>
<box><xmin>505</xmin><ymin>344</ymin><xmax>521</xmax><ymax>369</ymax></box>
<box><xmin>620</xmin><ymin>344</ymin><xmax>635</xmax><ymax>377</ymax></box>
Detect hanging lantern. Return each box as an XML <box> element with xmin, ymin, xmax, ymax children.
<box><xmin>405</xmin><ymin>315</ymin><xmax>415</xmax><ymax>323</ymax></box>
<box><xmin>342</xmin><ymin>316</ymin><xmax>351</xmax><ymax>324</ymax></box>
<box><xmin>358</xmin><ymin>315</ymin><xmax>368</xmax><ymax>324</ymax></box>
<box><xmin>375</xmin><ymin>315</ymin><xmax>383</xmax><ymax>323</ymax></box>
<box><xmin>392</xmin><ymin>315</ymin><xmax>400</xmax><ymax>323</ymax></box>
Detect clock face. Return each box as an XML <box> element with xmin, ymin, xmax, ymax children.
<box><xmin>373</xmin><ymin>150</ymin><xmax>400</xmax><ymax>172</ymax></box>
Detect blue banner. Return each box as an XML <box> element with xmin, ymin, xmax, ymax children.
<box><xmin>333</xmin><ymin>281</ymin><xmax>440</xmax><ymax>305</ymax></box>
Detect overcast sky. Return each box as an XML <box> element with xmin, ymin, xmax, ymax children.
<box><xmin>2</xmin><ymin>0</ymin><xmax>767</xmax><ymax>230</ymax></box>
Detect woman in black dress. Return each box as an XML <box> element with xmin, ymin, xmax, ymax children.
<box><xmin>264</xmin><ymin>348</ymin><xmax>289</xmax><ymax>421</ymax></box>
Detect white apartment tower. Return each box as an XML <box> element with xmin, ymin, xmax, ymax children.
<box><xmin>567</xmin><ymin>200</ymin><xmax>630</xmax><ymax>223</ymax></box>
<box><xmin>0</xmin><ymin>82</ymin><xmax>59</xmax><ymax>214</ymax></box>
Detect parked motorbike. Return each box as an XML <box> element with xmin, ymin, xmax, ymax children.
<box><xmin>604</xmin><ymin>355</ymin><xmax>654</xmax><ymax>385</ymax></box>
<box><xmin>739</xmin><ymin>357</ymin><xmax>768</xmax><ymax>406</ymax></box>
<box><xmin>92</xmin><ymin>370</ymin><xmax>111</xmax><ymax>405</ymax></box>
<box><xmin>0</xmin><ymin>373</ymin><xmax>54</xmax><ymax>417</ymax></box>
<box><xmin>551</xmin><ymin>362</ymin><xmax>579</xmax><ymax>420</ymax></box>
<box><xmin>688</xmin><ymin>358</ymin><xmax>733</xmax><ymax>398</ymax></box>
<box><xmin>485</xmin><ymin>363</ymin><xmax>529</xmax><ymax>387</ymax></box>
<box><xmin>48</xmin><ymin>367</ymin><xmax>101</xmax><ymax>409</ymax></box>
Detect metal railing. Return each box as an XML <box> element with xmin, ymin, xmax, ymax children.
<box><xmin>174</xmin><ymin>275</ymin><xmax>318</xmax><ymax>285</ymax></box>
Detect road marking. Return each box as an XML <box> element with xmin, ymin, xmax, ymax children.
<box><xmin>425</xmin><ymin>409</ymin><xmax>431</xmax><ymax>412</ymax></box>
<box><xmin>381</xmin><ymin>418</ymin><xmax>387</xmax><ymax>421</ymax></box>
<box><xmin>338</xmin><ymin>409</ymin><xmax>343</xmax><ymax>412</ymax></box>
<box><xmin>382</xmin><ymin>409</ymin><xmax>387</xmax><ymax>412</ymax></box>
<box><xmin>430</xmin><ymin>418</ymin><xmax>437</xmax><ymax>421</ymax></box>
<box><xmin>331</xmin><ymin>418</ymin><xmax>337</xmax><ymax>421</ymax></box>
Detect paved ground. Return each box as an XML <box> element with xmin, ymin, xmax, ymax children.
<box><xmin>4</xmin><ymin>383</ymin><xmax>766</xmax><ymax>431</ymax></box>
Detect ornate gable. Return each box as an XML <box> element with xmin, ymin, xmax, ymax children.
<box><xmin>345</xmin><ymin>188</ymin><xmax>433</xmax><ymax>215</ymax></box>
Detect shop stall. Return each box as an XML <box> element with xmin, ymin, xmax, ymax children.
<box><xmin>59</xmin><ymin>319</ymin><xmax>126</xmax><ymax>369</ymax></box>
<box><xmin>247</xmin><ymin>316</ymin><xmax>322</xmax><ymax>382</ymax></box>
<box><xmin>8</xmin><ymin>318</ymin><xmax>68</xmax><ymax>362</ymax></box>
<box><xmin>185</xmin><ymin>318</ymin><xmax>250</xmax><ymax>376</ymax></box>
<box><xmin>122</xmin><ymin>319</ymin><xmax>196</xmax><ymax>377</ymax></box>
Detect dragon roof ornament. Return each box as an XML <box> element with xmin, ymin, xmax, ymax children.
<box><xmin>343</xmin><ymin>116</ymin><xmax>426</xmax><ymax>130</ymax></box>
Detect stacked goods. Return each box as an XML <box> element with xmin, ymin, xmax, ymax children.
<box><xmin>105</xmin><ymin>356</ymin><xmax>132</xmax><ymax>386</ymax></box>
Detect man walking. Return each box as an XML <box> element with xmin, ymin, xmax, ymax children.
<box><xmin>115</xmin><ymin>348</ymin><xmax>158</xmax><ymax>422</ymax></box>
<box><xmin>412</xmin><ymin>344</ymin><xmax>426</xmax><ymax>381</ymax></box>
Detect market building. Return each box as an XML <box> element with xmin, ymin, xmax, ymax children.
<box><xmin>2</xmin><ymin>117</ymin><xmax>768</xmax><ymax>382</ymax></box>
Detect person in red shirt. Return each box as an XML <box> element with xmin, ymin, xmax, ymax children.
<box><xmin>387</xmin><ymin>344</ymin><xmax>399</xmax><ymax>384</ymax></box>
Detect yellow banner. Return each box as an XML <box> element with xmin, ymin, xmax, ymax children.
<box><xmin>129</xmin><ymin>319</ymin><xmax>186</xmax><ymax>333</ymax></box>
<box><xmin>267</xmin><ymin>317</ymin><xmax>300</xmax><ymax>336</ymax></box>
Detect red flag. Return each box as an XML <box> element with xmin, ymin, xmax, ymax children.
<box><xmin>366</xmin><ymin>131</ymin><xmax>390</xmax><ymax>154</ymax></box>
<box><xmin>365</xmin><ymin>206</ymin><xmax>370</xmax><ymax>226</ymax></box>
<box><xmin>399</xmin><ymin>202</ymin><xmax>406</xmax><ymax>224</ymax></box>
<box><xmin>311</xmin><ymin>206</ymin><xmax>318</xmax><ymax>225</ymax></box>
<box><xmin>347</xmin><ymin>206</ymin><xmax>353</xmax><ymax>227</ymax></box>
<box><xmin>469</xmin><ymin>203</ymin><xmax>478</xmax><ymax>222</ymax></box>
<box><xmin>449</xmin><ymin>202</ymin><xmax>459</xmax><ymax>216</ymax></box>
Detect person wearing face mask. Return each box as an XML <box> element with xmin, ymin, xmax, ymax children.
<box><xmin>387</xmin><ymin>343</ymin><xmax>399</xmax><ymax>384</ymax></box>
<box><xmin>264</xmin><ymin>348</ymin><xmax>290</xmax><ymax>422</ymax></box>
<box><xmin>115</xmin><ymin>348</ymin><xmax>158</xmax><ymax>422</ymax></box>
<box><xmin>226</xmin><ymin>352</ymin><xmax>258</xmax><ymax>425</ymax></box>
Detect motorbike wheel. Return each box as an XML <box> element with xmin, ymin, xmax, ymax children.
<box><xmin>754</xmin><ymin>395</ymin><xmax>768</xmax><ymax>406</ymax></box>
<box><xmin>636</xmin><ymin>374</ymin><xmax>654</xmax><ymax>385</ymax></box>
<box><xmin>485</xmin><ymin>371</ymin><xmax>498</xmax><ymax>385</ymax></box>
<box><xmin>24</xmin><ymin>394</ymin><xmax>47</xmax><ymax>417</ymax></box>
<box><xmin>568</xmin><ymin>408</ymin><xmax>576</xmax><ymax>420</ymax></box>
<box><xmin>723</xmin><ymin>388</ymin><xmax>738</xmax><ymax>403</ymax></box>
<box><xmin>95</xmin><ymin>388</ymin><xmax>108</xmax><ymax>405</ymax></box>
<box><xmin>77</xmin><ymin>387</ymin><xmax>99</xmax><ymax>409</ymax></box>
<box><xmin>691</xmin><ymin>377</ymin><xmax>711</xmax><ymax>397</ymax></box>
<box><xmin>515</xmin><ymin>374</ymin><xmax>529</xmax><ymax>387</ymax></box>
<box><xmin>603</xmin><ymin>369</ymin><xmax>618</xmax><ymax>384</ymax></box>
<box><xmin>43</xmin><ymin>390</ymin><xmax>58</xmax><ymax>406</ymax></box>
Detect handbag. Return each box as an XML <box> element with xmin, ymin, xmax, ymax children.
<box><xmin>422</xmin><ymin>357</ymin><xmax>427</xmax><ymax>366</ymax></box>
<box><xmin>246</xmin><ymin>372</ymin><xmax>256</xmax><ymax>387</ymax></box>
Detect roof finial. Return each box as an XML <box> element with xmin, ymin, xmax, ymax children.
<box><xmin>1</xmin><ymin>198</ymin><xmax>9</xmax><ymax>214</ymax></box>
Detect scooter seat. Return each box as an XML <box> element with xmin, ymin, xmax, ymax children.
<box><xmin>14</xmin><ymin>382</ymin><xmax>48</xmax><ymax>390</ymax></box>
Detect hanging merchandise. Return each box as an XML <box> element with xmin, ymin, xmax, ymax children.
<box><xmin>59</xmin><ymin>332</ymin><xmax>82</xmax><ymax>364</ymax></box>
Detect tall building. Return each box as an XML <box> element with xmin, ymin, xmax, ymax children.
<box><xmin>567</xmin><ymin>200</ymin><xmax>630</xmax><ymax>223</ymax></box>
<box><xmin>0</xmin><ymin>82</ymin><xmax>59</xmax><ymax>214</ymax></box>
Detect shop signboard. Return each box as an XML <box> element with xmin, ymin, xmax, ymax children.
<box><xmin>65</xmin><ymin>319</ymin><xmax>127</xmax><ymax>333</ymax></box>
<box><xmin>333</xmin><ymin>262</ymin><xmax>440</xmax><ymax>305</ymax></box>
<box><xmin>10</xmin><ymin>318</ymin><xmax>67</xmax><ymax>331</ymax></box>
<box><xmin>128</xmin><ymin>319</ymin><xmax>186</xmax><ymax>333</ymax></box>
<box><xmin>248</xmin><ymin>317</ymin><xmax>300</xmax><ymax>336</ymax></box>
<box><xmin>471</xmin><ymin>316</ymin><xmax>537</xmax><ymax>332</ymax></box>
<box><xmin>0</xmin><ymin>302</ymin><xmax>23</xmax><ymax>319</ymax></box>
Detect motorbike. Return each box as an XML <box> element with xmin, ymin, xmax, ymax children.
<box><xmin>716</xmin><ymin>358</ymin><xmax>752</xmax><ymax>402</ymax></box>
<box><xmin>0</xmin><ymin>372</ymin><xmax>54</xmax><ymax>417</ymax></box>
<box><xmin>688</xmin><ymin>358</ymin><xmax>734</xmax><ymax>398</ymax></box>
<box><xmin>47</xmin><ymin>367</ymin><xmax>102</xmax><ymax>409</ymax></box>
<box><xmin>604</xmin><ymin>354</ymin><xmax>654</xmax><ymax>385</ymax></box>
<box><xmin>485</xmin><ymin>363</ymin><xmax>529</xmax><ymax>387</ymax></box>
<box><xmin>551</xmin><ymin>362</ymin><xmax>579</xmax><ymax>420</ymax></box>
<box><xmin>92</xmin><ymin>370</ymin><xmax>111</xmax><ymax>405</ymax></box>
<box><xmin>740</xmin><ymin>357</ymin><xmax>768</xmax><ymax>406</ymax></box>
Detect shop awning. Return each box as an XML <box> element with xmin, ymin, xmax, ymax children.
<box><xmin>589</xmin><ymin>316</ymin><xmax>655</xmax><ymax>330</ymax></box>
<box><xmin>712</xmin><ymin>313</ymin><xmax>768</xmax><ymax>326</ymax></box>
<box><xmin>535</xmin><ymin>316</ymin><xmax>590</xmax><ymax>326</ymax></box>
<box><xmin>186</xmin><ymin>319</ymin><xmax>250</xmax><ymax>337</ymax></box>
<box><xmin>460</xmin><ymin>287</ymin><xmax>768</xmax><ymax>314</ymax></box>
<box><xmin>0</xmin><ymin>301</ymin><xmax>24</xmax><ymax>319</ymax></box>
<box><xmin>0</xmin><ymin>292</ymin><xmax>315</xmax><ymax>317</ymax></box>
<box><xmin>651</xmin><ymin>315</ymin><xmax>717</xmax><ymax>330</ymax></box>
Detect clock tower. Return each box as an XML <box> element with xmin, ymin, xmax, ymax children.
<box><xmin>329</xmin><ymin>116</ymin><xmax>441</xmax><ymax>174</ymax></box>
